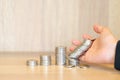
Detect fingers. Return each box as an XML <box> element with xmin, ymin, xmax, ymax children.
<box><xmin>82</xmin><ymin>34</ymin><xmax>93</xmax><ymax>40</ymax></box>
<box><xmin>69</xmin><ymin>34</ymin><xmax>93</xmax><ymax>51</ymax></box>
<box><xmin>69</xmin><ymin>46</ymin><xmax>76</xmax><ymax>51</ymax></box>
<box><xmin>72</xmin><ymin>40</ymin><xmax>81</xmax><ymax>46</ymax></box>
<box><xmin>69</xmin><ymin>40</ymin><xmax>81</xmax><ymax>51</ymax></box>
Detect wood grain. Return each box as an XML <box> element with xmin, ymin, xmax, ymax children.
<box><xmin>0</xmin><ymin>0</ymin><xmax>109</xmax><ymax>51</ymax></box>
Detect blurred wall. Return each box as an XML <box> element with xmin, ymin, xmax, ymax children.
<box><xmin>109</xmin><ymin>0</ymin><xmax>120</xmax><ymax>38</ymax></box>
<box><xmin>0</xmin><ymin>0</ymin><xmax>109</xmax><ymax>51</ymax></box>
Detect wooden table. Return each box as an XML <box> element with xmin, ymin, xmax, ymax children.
<box><xmin>0</xmin><ymin>52</ymin><xmax>120</xmax><ymax>80</ymax></box>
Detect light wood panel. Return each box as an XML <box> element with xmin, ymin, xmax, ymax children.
<box><xmin>109</xmin><ymin>0</ymin><xmax>120</xmax><ymax>38</ymax></box>
<box><xmin>0</xmin><ymin>0</ymin><xmax>109</xmax><ymax>52</ymax></box>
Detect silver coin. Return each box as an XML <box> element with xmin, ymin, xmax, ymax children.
<box><xmin>26</xmin><ymin>59</ymin><xmax>38</xmax><ymax>66</ymax></box>
<box><xmin>69</xmin><ymin>39</ymin><xmax>92</xmax><ymax>59</ymax></box>
<box><xmin>40</xmin><ymin>55</ymin><xmax>51</xmax><ymax>66</ymax></box>
<box><xmin>55</xmin><ymin>46</ymin><xmax>67</xmax><ymax>65</ymax></box>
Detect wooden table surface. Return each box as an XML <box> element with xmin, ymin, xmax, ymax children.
<box><xmin>0</xmin><ymin>52</ymin><xmax>120</xmax><ymax>80</ymax></box>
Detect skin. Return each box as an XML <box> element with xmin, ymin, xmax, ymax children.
<box><xmin>70</xmin><ymin>25</ymin><xmax>118</xmax><ymax>64</ymax></box>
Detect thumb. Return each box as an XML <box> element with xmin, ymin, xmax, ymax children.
<box><xmin>93</xmin><ymin>25</ymin><xmax>112</xmax><ymax>36</ymax></box>
<box><xmin>93</xmin><ymin>25</ymin><xmax>103</xmax><ymax>34</ymax></box>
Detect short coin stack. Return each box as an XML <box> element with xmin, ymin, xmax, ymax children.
<box><xmin>26</xmin><ymin>59</ymin><xmax>38</xmax><ymax>66</ymax></box>
<box><xmin>40</xmin><ymin>55</ymin><xmax>51</xmax><ymax>66</ymax></box>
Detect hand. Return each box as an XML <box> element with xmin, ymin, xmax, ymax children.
<box><xmin>70</xmin><ymin>25</ymin><xmax>118</xmax><ymax>64</ymax></box>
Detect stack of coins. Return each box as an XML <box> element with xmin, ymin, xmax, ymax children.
<box><xmin>69</xmin><ymin>40</ymin><xmax>92</xmax><ymax>59</ymax></box>
<box><xmin>26</xmin><ymin>59</ymin><xmax>38</xmax><ymax>66</ymax></box>
<box><xmin>68</xmin><ymin>40</ymin><xmax>92</xmax><ymax>67</ymax></box>
<box><xmin>68</xmin><ymin>59</ymin><xmax>79</xmax><ymax>66</ymax></box>
<box><xmin>40</xmin><ymin>55</ymin><xmax>51</xmax><ymax>66</ymax></box>
<box><xmin>55</xmin><ymin>46</ymin><xmax>66</xmax><ymax>65</ymax></box>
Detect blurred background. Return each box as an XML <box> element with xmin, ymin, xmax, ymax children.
<box><xmin>0</xmin><ymin>0</ymin><xmax>119</xmax><ymax>52</ymax></box>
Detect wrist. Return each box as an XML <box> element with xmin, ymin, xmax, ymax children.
<box><xmin>112</xmin><ymin>39</ymin><xmax>118</xmax><ymax>63</ymax></box>
<box><xmin>114</xmin><ymin>40</ymin><xmax>120</xmax><ymax>70</ymax></box>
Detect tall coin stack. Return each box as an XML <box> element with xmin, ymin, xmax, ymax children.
<box><xmin>55</xmin><ymin>46</ymin><xmax>66</xmax><ymax>65</ymax></box>
<box><xmin>40</xmin><ymin>55</ymin><xmax>51</xmax><ymax>66</ymax></box>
